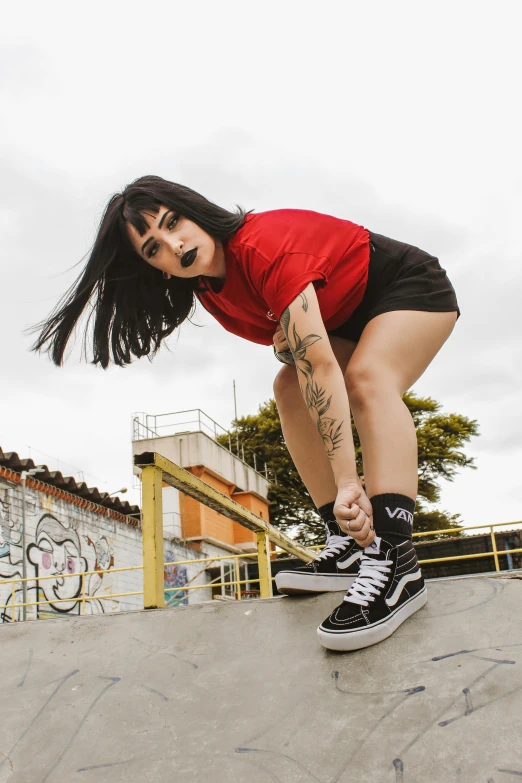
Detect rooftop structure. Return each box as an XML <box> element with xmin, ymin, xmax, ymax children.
<box><xmin>132</xmin><ymin>409</ymin><xmax>274</xmax><ymax>553</ymax></box>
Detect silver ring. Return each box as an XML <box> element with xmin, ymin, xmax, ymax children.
<box><xmin>346</xmin><ymin>520</ymin><xmax>352</xmax><ymax>531</ymax></box>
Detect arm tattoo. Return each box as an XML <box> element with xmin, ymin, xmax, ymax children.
<box><xmin>280</xmin><ymin>299</ymin><xmax>344</xmax><ymax>460</ymax></box>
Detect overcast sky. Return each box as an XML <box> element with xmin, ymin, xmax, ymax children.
<box><xmin>1</xmin><ymin>0</ymin><xmax>520</xmax><ymax>531</ymax></box>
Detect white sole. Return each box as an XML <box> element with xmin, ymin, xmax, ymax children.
<box><xmin>317</xmin><ymin>587</ymin><xmax>428</xmax><ymax>651</ymax></box>
<box><xmin>275</xmin><ymin>572</ymin><xmax>356</xmax><ymax>595</ymax></box>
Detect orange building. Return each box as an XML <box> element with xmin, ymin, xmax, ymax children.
<box><xmin>179</xmin><ymin>465</ymin><xmax>271</xmax><ymax>550</ymax></box>
<box><xmin>132</xmin><ymin>409</ymin><xmax>274</xmax><ymax>600</ymax></box>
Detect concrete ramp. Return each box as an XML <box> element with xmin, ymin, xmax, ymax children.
<box><xmin>1</xmin><ymin>575</ymin><xmax>522</xmax><ymax>783</ymax></box>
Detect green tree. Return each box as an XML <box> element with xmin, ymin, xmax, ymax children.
<box><xmin>216</xmin><ymin>392</ymin><xmax>478</xmax><ymax>546</ymax></box>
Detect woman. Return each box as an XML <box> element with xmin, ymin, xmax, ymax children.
<box><xmin>31</xmin><ymin>175</ymin><xmax>460</xmax><ymax>651</ymax></box>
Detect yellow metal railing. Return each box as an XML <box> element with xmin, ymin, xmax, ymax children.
<box><xmin>134</xmin><ymin>451</ymin><xmax>315</xmax><ymax>607</ymax></box>
<box><xmin>0</xmin><ymin>450</ymin><xmax>316</xmax><ymax>620</ymax></box>
<box><xmin>163</xmin><ymin>552</ymin><xmax>262</xmax><ymax>604</ymax></box>
<box><xmin>3</xmin><ymin>522</ymin><xmax>521</xmax><ymax>620</ymax></box>
<box><xmin>413</xmin><ymin>520</ymin><xmax>522</xmax><ymax>571</ymax></box>
<box><xmin>1</xmin><ymin>445</ymin><xmax>521</xmax><ymax>623</ymax></box>
<box><xmin>0</xmin><ymin>564</ymin><xmax>144</xmax><ymax>620</ymax></box>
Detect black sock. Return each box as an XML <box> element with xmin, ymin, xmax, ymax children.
<box><xmin>370</xmin><ymin>493</ymin><xmax>415</xmax><ymax>547</ymax></box>
<box><xmin>317</xmin><ymin>500</ymin><xmax>345</xmax><ymax>538</ymax></box>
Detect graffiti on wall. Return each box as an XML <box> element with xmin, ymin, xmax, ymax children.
<box><xmin>1</xmin><ymin>488</ymin><xmax>195</xmax><ymax>620</ymax></box>
<box><xmin>0</xmin><ymin>496</ymin><xmax>21</xmax><ymax>565</ymax></box>
<box><xmin>0</xmin><ymin>496</ymin><xmax>117</xmax><ymax>622</ymax></box>
<box><xmin>0</xmin><ymin>496</ymin><xmax>24</xmax><ymax>621</ymax></box>
<box><xmin>164</xmin><ymin>550</ymin><xmax>188</xmax><ymax>606</ymax></box>
<box><xmin>27</xmin><ymin>514</ymin><xmax>88</xmax><ymax>616</ymax></box>
<box><xmin>84</xmin><ymin>534</ymin><xmax>115</xmax><ymax>607</ymax></box>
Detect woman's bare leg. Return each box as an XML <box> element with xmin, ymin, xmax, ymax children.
<box><xmin>345</xmin><ymin>310</ymin><xmax>459</xmax><ymax>500</ymax></box>
<box><xmin>273</xmin><ymin>310</ymin><xmax>457</xmax><ymax>508</ymax></box>
<box><xmin>273</xmin><ymin>335</ymin><xmax>357</xmax><ymax>508</ymax></box>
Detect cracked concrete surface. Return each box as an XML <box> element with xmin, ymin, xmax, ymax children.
<box><xmin>1</xmin><ymin>576</ymin><xmax>522</xmax><ymax>782</ymax></box>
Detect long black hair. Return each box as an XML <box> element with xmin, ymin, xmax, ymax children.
<box><xmin>29</xmin><ymin>175</ymin><xmax>251</xmax><ymax>368</ymax></box>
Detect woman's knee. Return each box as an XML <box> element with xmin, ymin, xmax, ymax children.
<box><xmin>345</xmin><ymin>363</ymin><xmax>401</xmax><ymax>410</ymax></box>
<box><xmin>273</xmin><ymin>363</ymin><xmax>299</xmax><ymax>399</ymax></box>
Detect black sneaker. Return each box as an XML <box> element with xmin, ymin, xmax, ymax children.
<box><xmin>275</xmin><ymin>518</ymin><xmax>362</xmax><ymax>595</ymax></box>
<box><xmin>317</xmin><ymin>537</ymin><xmax>427</xmax><ymax>651</ymax></box>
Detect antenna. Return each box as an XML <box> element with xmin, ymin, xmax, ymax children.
<box><xmin>233</xmin><ymin>380</ymin><xmax>239</xmax><ymax>453</ymax></box>
<box><xmin>233</xmin><ymin>379</ymin><xmax>238</xmax><ymax>422</ymax></box>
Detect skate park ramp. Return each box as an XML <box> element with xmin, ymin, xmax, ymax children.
<box><xmin>1</xmin><ymin>574</ymin><xmax>522</xmax><ymax>783</ymax></box>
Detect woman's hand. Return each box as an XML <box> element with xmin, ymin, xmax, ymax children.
<box><xmin>273</xmin><ymin>324</ymin><xmax>290</xmax><ymax>353</ymax></box>
<box><xmin>334</xmin><ymin>480</ymin><xmax>375</xmax><ymax>547</ymax></box>
<box><xmin>273</xmin><ymin>325</ymin><xmax>295</xmax><ymax>365</ymax></box>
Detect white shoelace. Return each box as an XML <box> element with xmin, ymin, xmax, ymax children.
<box><xmin>343</xmin><ymin>555</ymin><xmax>393</xmax><ymax>607</ymax></box>
<box><xmin>315</xmin><ymin>534</ymin><xmax>353</xmax><ymax>562</ymax></box>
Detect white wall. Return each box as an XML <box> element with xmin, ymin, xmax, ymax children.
<box><xmin>162</xmin><ymin>485</ymin><xmax>182</xmax><ymax>539</ymax></box>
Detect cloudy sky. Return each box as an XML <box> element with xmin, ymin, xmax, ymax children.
<box><xmin>1</xmin><ymin>0</ymin><xmax>520</xmax><ymax>531</ymax></box>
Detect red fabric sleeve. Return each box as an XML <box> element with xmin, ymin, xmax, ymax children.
<box><xmin>244</xmin><ymin>246</ymin><xmax>333</xmax><ymax>322</ymax></box>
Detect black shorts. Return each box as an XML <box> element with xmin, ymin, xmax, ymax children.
<box><xmin>327</xmin><ymin>231</ymin><xmax>461</xmax><ymax>343</ymax></box>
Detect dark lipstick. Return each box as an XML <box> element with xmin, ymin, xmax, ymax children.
<box><xmin>181</xmin><ymin>248</ymin><xmax>198</xmax><ymax>268</ymax></box>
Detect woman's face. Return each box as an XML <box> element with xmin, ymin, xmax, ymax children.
<box><xmin>126</xmin><ymin>205</ymin><xmax>224</xmax><ymax>280</ymax></box>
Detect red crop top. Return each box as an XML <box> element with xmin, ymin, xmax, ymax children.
<box><xmin>195</xmin><ymin>208</ymin><xmax>370</xmax><ymax>346</ymax></box>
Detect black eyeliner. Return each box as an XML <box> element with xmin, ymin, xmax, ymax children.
<box><xmin>147</xmin><ymin>212</ymin><xmax>178</xmax><ymax>257</ymax></box>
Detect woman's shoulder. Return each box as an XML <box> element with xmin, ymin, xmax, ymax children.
<box><xmin>238</xmin><ymin>208</ymin><xmax>357</xmax><ymax>234</ymax></box>
<box><xmin>229</xmin><ymin>208</ymin><xmax>360</xmax><ymax>260</ymax></box>
<box><xmin>240</xmin><ymin>208</ymin><xmax>331</xmax><ymax>229</ymax></box>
